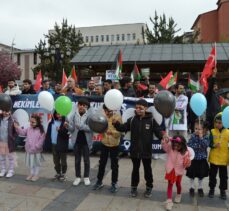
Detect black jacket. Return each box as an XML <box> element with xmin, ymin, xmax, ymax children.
<box><xmin>44</xmin><ymin>119</ymin><xmax>69</xmax><ymax>152</ymax></box>
<box><xmin>206</xmin><ymin>77</ymin><xmax>221</xmax><ymax>128</ymax></box>
<box><xmin>114</xmin><ymin>112</ymin><xmax>163</xmax><ymax>158</ymax></box>
<box><xmin>21</xmin><ymin>87</ymin><xmax>36</xmax><ymax>94</ymax></box>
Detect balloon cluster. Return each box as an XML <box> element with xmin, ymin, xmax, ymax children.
<box><xmin>88</xmin><ymin>89</ymin><xmax>124</xmax><ymax>133</ymax></box>
<box><xmin>38</xmin><ymin>91</ymin><xmax>72</xmax><ymax>116</ymax></box>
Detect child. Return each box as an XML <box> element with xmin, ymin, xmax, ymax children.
<box><xmin>0</xmin><ymin>110</ymin><xmax>17</xmax><ymax>178</ymax></box>
<box><xmin>208</xmin><ymin>112</ymin><xmax>229</xmax><ymax>200</ymax></box>
<box><xmin>161</xmin><ymin>135</ymin><xmax>191</xmax><ymax>211</ymax></box>
<box><xmin>66</xmin><ymin>98</ymin><xmax>93</xmax><ymax>186</ymax></box>
<box><xmin>93</xmin><ymin>105</ymin><xmax>122</xmax><ymax>193</ymax></box>
<box><xmin>45</xmin><ymin>111</ymin><xmax>69</xmax><ymax>181</ymax></box>
<box><xmin>113</xmin><ymin>99</ymin><xmax>165</xmax><ymax>198</ymax></box>
<box><xmin>186</xmin><ymin>119</ymin><xmax>209</xmax><ymax>197</ymax></box>
<box><xmin>14</xmin><ymin>115</ymin><xmax>45</xmax><ymax>181</ymax></box>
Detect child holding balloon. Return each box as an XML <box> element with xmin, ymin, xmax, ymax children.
<box><xmin>161</xmin><ymin>135</ymin><xmax>191</xmax><ymax>211</ymax></box>
<box><xmin>0</xmin><ymin>110</ymin><xmax>17</xmax><ymax>178</ymax></box>
<box><xmin>14</xmin><ymin>115</ymin><xmax>45</xmax><ymax>181</ymax></box>
<box><xmin>208</xmin><ymin>112</ymin><xmax>229</xmax><ymax>200</ymax></box>
<box><xmin>186</xmin><ymin>119</ymin><xmax>209</xmax><ymax>197</ymax></box>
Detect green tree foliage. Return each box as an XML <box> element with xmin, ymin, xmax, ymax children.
<box><xmin>145</xmin><ymin>11</ymin><xmax>182</xmax><ymax>44</ymax></box>
<box><xmin>34</xmin><ymin>19</ymin><xmax>83</xmax><ymax>81</ymax></box>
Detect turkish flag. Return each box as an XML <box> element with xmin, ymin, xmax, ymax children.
<box><xmin>200</xmin><ymin>46</ymin><xmax>216</xmax><ymax>93</ymax></box>
<box><xmin>62</xmin><ymin>69</ymin><xmax>68</xmax><ymax>87</ymax></box>
<box><xmin>34</xmin><ymin>70</ymin><xmax>42</xmax><ymax>92</ymax></box>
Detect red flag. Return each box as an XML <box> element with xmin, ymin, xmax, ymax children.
<box><xmin>200</xmin><ymin>46</ymin><xmax>216</xmax><ymax>93</ymax></box>
<box><xmin>62</xmin><ymin>69</ymin><xmax>68</xmax><ymax>87</ymax></box>
<box><xmin>71</xmin><ymin>66</ymin><xmax>78</xmax><ymax>82</ymax></box>
<box><xmin>158</xmin><ymin>71</ymin><xmax>173</xmax><ymax>90</ymax></box>
<box><xmin>34</xmin><ymin>70</ymin><xmax>42</xmax><ymax>92</ymax></box>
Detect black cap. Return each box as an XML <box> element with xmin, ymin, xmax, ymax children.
<box><xmin>136</xmin><ymin>99</ymin><xmax>148</xmax><ymax>107</ymax></box>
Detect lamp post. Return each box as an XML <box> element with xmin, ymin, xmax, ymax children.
<box><xmin>44</xmin><ymin>42</ymin><xmax>71</xmax><ymax>81</ymax></box>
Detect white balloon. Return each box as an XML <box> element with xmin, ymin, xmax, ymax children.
<box><xmin>12</xmin><ymin>109</ymin><xmax>30</xmax><ymax>128</ymax></box>
<box><xmin>38</xmin><ymin>91</ymin><xmax>54</xmax><ymax>111</ymax></box>
<box><xmin>104</xmin><ymin>89</ymin><xmax>124</xmax><ymax>110</ymax></box>
<box><xmin>147</xmin><ymin>106</ymin><xmax>163</xmax><ymax>125</ymax></box>
<box><xmin>188</xmin><ymin>147</ymin><xmax>195</xmax><ymax>160</ymax></box>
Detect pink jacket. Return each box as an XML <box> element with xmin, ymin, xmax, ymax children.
<box><xmin>162</xmin><ymin>140</ymin><xmax>189</xmax><ymax>176</ymax></box>
<box><xmin>16</xmin><ymin>127</ymin><xmax>45</xmax><ymax>154</ymax></box>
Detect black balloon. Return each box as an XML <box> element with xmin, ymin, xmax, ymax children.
<box><xmin>0</xmin><ymin>94</ymin><xmax>12</xmax><ymax>111</ymax></box>
<box><xmin>88</xmin><ymin>113</ymin><xmax>108</xmax><ymax>133</ymax></box>
<box><xmin>154</xmin><ymin>90</ymin><xmax>176</xmax><ymax>118</ymax></box>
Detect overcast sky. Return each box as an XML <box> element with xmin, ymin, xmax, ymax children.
<box><xmin>0</xmin><ymin>0</ymin><xmax>217</xmax><ymax>49</ymax></box>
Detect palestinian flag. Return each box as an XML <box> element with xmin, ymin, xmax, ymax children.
<box><xmin>114</xmin><ymin>49</ymin><xmax>122</xmax><ymax>80</ymax></box>
<box><xmin>167</xmin><ymin>72</ymin><xmax>178</xmax><ymax>89</ymax></box>
<box><xmin>158</xmin><ymin>71</ymin><xmax>173</xmax><ymax>90</ymax></box>
<box><xmin>69</xmin><ymin>65</ymin><xmax>78</xmax><ymax>82</ymax></box>
<box><xmin>188</xmin><ymin>74</ymin><xmax>200</xmax><ymax>92</ymax></box>
<box><xmin>131</xmin><ymin>62</ymin><xmax>141</xmax><ymax>82</ymax></box>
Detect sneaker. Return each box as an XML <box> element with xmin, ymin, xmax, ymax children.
<box><xmin>26</xmin><ymin>175</ymin><xmax>33</xmax><ymax>181</ymax></box>
<box><xmin>31</xmin><ymin>176</ymin><xmax>39</xmax><ymax>182</ymax></box>
<box><xmin>130</xmin><ymin>187</ymin><xmax>138</xmax><ymax>197</ymax></box>
<box><xmin>189</xmin><ymin>188</ymin><xmax>195</xmax><ymax>197</ymax></box>
<box><xmin>6</xmin><ymin>171</ymin><xmax>14</xmax><ymax>178</ymax></box>
<box><xmin>109</xmin><ymin>183</ymin><xmax>118</xmax><ymax>193</ymax></box>
<box><xmin>198</xmin><ymin>189</ymin><xmax>204</xmax><ymax>197</ymax></box>
<box><xmin>208</xmin><ymin>189</ymin><xmax>214</xmax><ymax>198</ymax></box>
<box><xmin>53</xmin><ymin>174</ymin><xmax>61</xmax><ymax>181</ymax></box>
<box><xmin>84</xmin><ymin>177</ymin><xmax>91</xmax><ymax>186</ymax></box>
<box><xmin>144</xmin><ymin>187</ymin><xmax>152</xmax><ymax>198</ymax></box>
<box><xmin>73</xmin><ymin>177</ymin><xmax>81</xmax><ymax>186</ymax></box>
<box><xmin>174</xmin><ymin>194</ymin><xmax>182</xmax><ymax>203</ymax></box>
<box><xmin>165</xmin><ymin>199</ymin><xmax>173</xmax><ymax>211</ymax></box>
<box><xmin>59</xmin><ymin>174</ymin><xmax>66</xmax><ymax>182</ymax></box>
<box><xmin>220</xmin><ymin>190</ymin><xmax>227</xmax><ymax>200</ymax></box>
<box><xmin>0</xmin><ymin>170</ymin><xmax>6</xmax><ymax>177</ymax></box>
<box><xmin>92</xmin><ymin>180</ymin><xmax>104</xmax><ymax>190</ymax></box>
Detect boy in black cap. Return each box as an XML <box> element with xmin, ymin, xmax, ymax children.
<box><xmin>113</xmin><ymin>99</ymin><xmax>166</xmax><ymax>198</ymax></box>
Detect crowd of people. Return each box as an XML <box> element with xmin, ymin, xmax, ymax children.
<box><xmin>0</xmin><ymin>69</ymin><xmax>229</xmax><ymax>211</ymax></box>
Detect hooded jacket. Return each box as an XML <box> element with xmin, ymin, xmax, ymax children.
<box><xmin>114</xmin><ymin>111</ymin><xmax>163</xmax><ymax>158</ymax></box>
<box><xmin>4</xmin><ymin>85</ymin><xmax>21</xmax><ymax>95</ymax></box>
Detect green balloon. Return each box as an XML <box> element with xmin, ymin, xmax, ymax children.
<box><xmin>54</xmin><ymin>96</ymin><xmax>72</xmax><ymax>116</ymax></box>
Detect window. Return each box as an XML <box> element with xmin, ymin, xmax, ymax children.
<box><xmin>132</xmin><ymin>33</ymin><xmax>136</xmax><ymax>40</ymax></box>
<box><xmin>91</xmin><ymin>36</ymin><xmax>94</xmax><ymax>43</ymax></box>
<box><xmin>86</xmin><ymin>36</ymin><xmax>89</xmax><ymax>42</ymax></box>
<box><xmin>96</xmin><ymin>36</ymin><xmax>99</xmax><ymax>42</ymax></box>
<box><xmin>127</xmin><ymin>33</ymin><xmax>131</xmax><ymax>41</ymax></box>
<box><xmin>122</xmin><ymin>34</ymin><xmax>125</xmax><ymax>41</ymax></box>
<box><xmin>106</xmin><ymin>35</ymin><xmax>109</xmax><ymax>42</ymax></box>
<box><xmin>116</xmin><ymin>34</ymin><xmax>120</xmax><ymax>41</ymax></box>
<box><xmin>101</xmin><ymin>35</ymin><xmax>104</xmax><ymax>42</ymax></box>
<box><xmin>111</xmin><ymin>35</ymin><xmax>114</xmax><ymax>42</ymax></box>
<box><xmin>33</xmin><ymin>53</ymin><xmax>37</xmax><ymax>65</ymax></box>
<box><xmin>17</xmin><ymin>53</ymin><xmax>20</xmax><ymax>65</ymax></box>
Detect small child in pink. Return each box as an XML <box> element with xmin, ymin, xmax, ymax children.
<box><xmin>161</xmin><ymin>135</ymin><xmax>191</xmax><ymax>211</ymax></box>
<box><xmin>14</xmin><ymin>115</ymin><xmax>45</xmax><ymax>181</ymax></box>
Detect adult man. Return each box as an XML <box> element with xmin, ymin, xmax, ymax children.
<box><xmin>84</xmin><ymin>80</ymin><xmax>96</xmax><ymax>96</ymax></box>
<box><xmin>119</xmin><ymin>76</ymin><xmax>136</xmax><ymax>97</ymax></box>
<box><xmin>113</xmin><ymin>99</ymin><xmax>165</xmax><ymax>198</ymax></box>
<box><xmin>145</xmin><ymin>83</ymin><xmax>156</xmax><ymax>98</ymax></box>
<box><xmin>103</xmin><ymin>79</ymin><xmax>112</xmax><ymax>94</ymax></box>
<box><xmin>206</xmin><ymin>68</ymin><xmax>221</xmax><ymax>129</ymax></box>
<box><xmin>169</xmin><ymin>84</ymin><xmax>188</xmax><ymax>139</ymax></box>
<box><xmin>62</xmin><ymin>78</ymin><xmax>83</xmax><ymax>96</ymax></box>
<box><xmin>39</xmin><ymin>80</ymin><xmax>55</xmax><ymax>94</ymax></box>
<box><xmin>21</xmin><ymin>79</ymin><xmax>36</xmax><ymax>94</ymax></box>
<box><xmin>4</xmin><ymin>79</ymin><xmax>21</xmax><ymax>95</ymax></box>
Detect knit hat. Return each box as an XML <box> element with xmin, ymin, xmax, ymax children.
<box><xmin>136</xmin><ymin>99</ymin><xmax>148</xmax><ymax>107</ymax></box>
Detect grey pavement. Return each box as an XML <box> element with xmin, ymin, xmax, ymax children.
<box><xmin>0</xmin><ymin>151</ymin><xmax>228</xmax><ymax>211</ymax></box>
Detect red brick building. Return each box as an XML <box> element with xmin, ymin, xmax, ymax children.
<box><xmin>192</xmin><ymin>0</ymin><xmax>229</xmax><ymax>43</ymax></box>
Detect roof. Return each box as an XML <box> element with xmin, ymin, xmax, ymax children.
<box><xmin>71</xmin><ymin>43</ymin><xmax>229</xmax><ymax>65</ymax></box>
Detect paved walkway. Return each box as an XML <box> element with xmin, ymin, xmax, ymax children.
<box><xmin>0</xmin><ymin>151</ymin><xmax>228</xmax><ymax>211</ymax></box>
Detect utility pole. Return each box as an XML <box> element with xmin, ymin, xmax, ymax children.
<box><xmin>11</xmin><ymin>37</ymin><xmax>15</xmax><ymax>61</ymax></box>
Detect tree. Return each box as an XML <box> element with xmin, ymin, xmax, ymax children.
<box><xmin>34</xmin><ymin>19</ymin><xmax>83</xmax><ymax>81</ymax></box>
<box><xmin>145</xmin><ymin>11</ymin><xmax>182</xmax><ymax>44</ymax></box>
<box><xmin>0</xmin><ymin>51</ymin><xmax>21</xmax><ymax>87</ymax></box>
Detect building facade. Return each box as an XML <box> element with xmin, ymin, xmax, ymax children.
<box><xmin>192</xmin><ymin>0</ymin><xmax>229</xmax><ymax>42</ymax></box>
